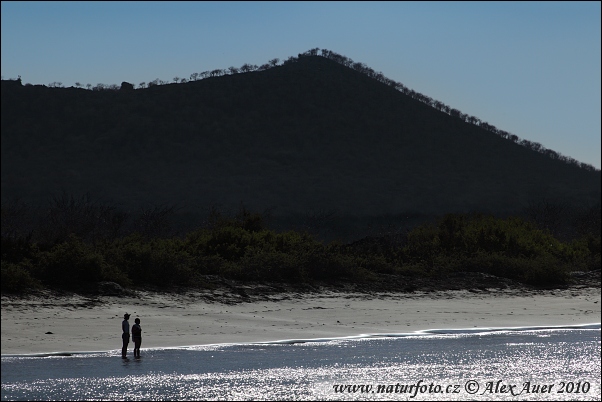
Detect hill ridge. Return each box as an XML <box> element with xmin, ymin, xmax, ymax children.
<box><xmin>4</xmin><ymin>48</ymin><xmax>597</xmax><ymax>173</ymax></box>
<box><xmin>2</xmin><ymin>49</ymin><xmax>600</xmax><ymax>229</ymax></box>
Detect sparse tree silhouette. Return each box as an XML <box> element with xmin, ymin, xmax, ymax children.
<box><xmin>315</xmin><ymin>47</ymin><xmax>596</xmax><ymax>170</ymax></box>
<box><xmin>120</xmin><ymin>81</ymin><xmax>134</xmax><ymax>91</ymax></box>
<box><xmin>37</xmin><ymin>192</ymin><xmax>129</xmax><ymax>245</ymax></box>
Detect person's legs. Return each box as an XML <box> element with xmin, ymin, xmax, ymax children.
<box><xmin>122</xmin><ymin>333</ymin><xmax>129</xmax><ymax>358</ymax></box>
<box><xmin>134</xmin><ymin>339</ymin><xmax>141</xmax><ymax>357</ymax></box>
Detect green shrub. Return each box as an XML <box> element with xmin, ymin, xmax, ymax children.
<box><xmin>99</xmin><ymin>264</ymin><xmax>132</xmax><ymax>287</ymax></box>
<box><xmin>396</xmin><ymin>262</ymin><xmax>430</xmax><ymax>277</ymax></box>
<box><xmin>398</xmin><ymin>214</ymin><xmax>579</xmax><ymax>286</ymax></box>
<box><xmin>103</xmin><ymin>235</ymin><xmax>150</xmax><ymax>280</ymax></box>
<box><xmin>145</xmin><ymin>239</ymin><xmax>196</xmax><ymax>286</ymax></box>
<box><xmin>403</xmin><ymin>214</ymin><xmax>565</xmax><ymax>260</ymax></box>
<box><xmin>1</xmin><ymin>235</ymin><xmax>39</xmax><ymax>264</ymax></box>
<box><xmin>402</xmin><ymin>223</ymin><xmax>440</xmax><ymax>259</ymax></box>
<box><xmin>1</xmin><ymin>260</ymin><xmax>42</xmax><ymax>293</ymax></box>
<box><xmin>103</xmin><ymin>235</ymin><xmax>197</xmax><ymax>287</ymax></box>
<box><xmin>190</xmin><ymin>254</ymin><xmax>229</xmax><ymax>276</ymax></box>
<box><xmin>519</xmin><ymin>255</ymin><xmax>570</xmax><ymax>287</ymax></box>
<box><xmin>350</xmin><ymin>265</ymin><xmax>379</xmax><ymax>282</ymax></box>
<box><xmin>204</xmin><ymin>226</ymin><xmax>251</xmax><ymax>261</ymax></box>
<box><xmin>302</xmin><ymin>250</ymin><xmax>358</xmax><ymax>282</ymax></box>
<box><xmin>452</xmin><ymin>250</ymin><xmax>571</xmax><ymax>286</ymax></box>
<box><xmin>1</xmin><ymin>209</ymin><xmax>596</xmax><ymax>292</ymax></box>
<box><xmin>236</xmin><ymin>249</ymin><xmax>306</xmax><ymax>282</ymax></box>
<box><xmin>564</xmin><ymin>235</ymin><xmax>601</xmax><ymax>271</ymax></box>
<box><xmin>38</xmin><ymin>235</ymin><xmax>106</xmax><ymax>287</ymax></box>
<box><xmin>354</xmin><ymin>254</ymin><xmax>396</xmax><ymax>274</ymax></box>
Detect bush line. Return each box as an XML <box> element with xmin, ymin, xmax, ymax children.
<box><xmin>1</xmin><ymin>211</ymin><xmax>600</xmax><ymax>293</ymax></box>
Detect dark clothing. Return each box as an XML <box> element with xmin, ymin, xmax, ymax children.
<box><xmin>132</xmin><ymin>323</ymin><xmax>142</xmax><ymax>340</ymax></box>
<box><xmin>133</xmin><ymin>338</ymin><xmax>142</xmax><ymax>357</ymax></box>
<box><xmin>132</xmin><ymin>323</ymin><xmax>142</xmax><ymax>357</ymax></box>
<box><xmin>122</xmin><ymin>333</ymin><xmax>130</xmax><ymax>358</ymax></box>
<box><xmin>122</xmin><ymin>318</ymin><xmax>130</xmax><ymax>358</ymax></box>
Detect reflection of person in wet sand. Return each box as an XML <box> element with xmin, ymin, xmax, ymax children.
<box><xmin>132</xmin><ymin>318</ymin><xmax>142</xmax><ymax>358</ymax></box>
<box><xmin>121</xmin><ymin>313</ymin><xmax>130</xmax><ymax>358</ymax></box>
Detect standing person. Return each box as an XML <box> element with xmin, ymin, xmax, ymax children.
<box><xmin>132</xmin><ymin>318</ymin><xmax>142</xmax><ymax>358</ymax></box>
<box><xmin>121</xmin><ymin>313</ymin><xmax>130</xmax><ymax>358</ymax></box>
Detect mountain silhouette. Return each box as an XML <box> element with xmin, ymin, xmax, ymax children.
<box><xmin>2</xmin><ymin>54</ymin><xmax>600</xmax><ymax>235</ymax></box>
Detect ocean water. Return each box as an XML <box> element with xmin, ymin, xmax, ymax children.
<box><xmin>1</xmin><ymin>324</ymin><xmax>600</xmax><ymax>401</ymax></box>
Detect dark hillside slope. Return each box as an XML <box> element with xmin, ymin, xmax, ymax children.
<box><xmin>2</xmin><ymin>56</ymin><xmax>600</xmax><ymax>220</ymax></box>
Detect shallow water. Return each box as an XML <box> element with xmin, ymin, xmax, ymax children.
<box><xmin>2</xmin><ymin>324</ymin><xmax>600</xmax><ymax>401</ymax></box>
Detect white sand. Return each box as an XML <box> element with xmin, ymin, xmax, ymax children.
<box><xmin>1</xmin><ymin>287</ymin><xmax>600</xmax><ymax>355</ymax></box>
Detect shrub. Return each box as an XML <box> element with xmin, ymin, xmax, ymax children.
<box><xmin>398</xmin><ymin>214</ymin><xmax>578</xmax><ymax>285</ymax></box>
<box><xmin>354</xmin><ymin>254</ymin><xmax>396</xmax><ymax>274</ymax></box>
<box><xmin>236</xmin><ymin>249</ymin><xmax>306</xmax><ymax>282</ymax></box>
<box><xmin>1</xmin><ymin>235</ymin><xmax>38</xmax><ymax>264</ymax></box>
<box><xmin>103</xmin><ymin>235</ymin><xmax>197</xmax><ymax>287</ymax></box>
<box><xmin>204</xmin><ymin>226</ymin><xmax>251</xmax><ymax>261</ymax></box>
<box><xmin>302</xmin><ymin>250</ymin><xmax>357</xmax><ymax>282</ymax></box>
<box><xmin>519</xmin><ymin>255</ymin><xmax>570</xmax><ymax>287</ymax></box>
<box><xmin>1</xmin><ymin>260</ymin><xmax>42</xmax><ymax>293</ymax></box>
<box><xmin>1</xmin><ymin>209</ymin><xmax>596</xmax><ymax>292</ymax></box>
<box><xmin>144</xmin><ymin>239</ymin><xmax>196</xmax><ymax>286</ymax></box>
<box><xmin>190</xmin><ymin>254</ymin><xmax>229</xmax><ymax>276</ymax></box>
<box><xmin>103</xmin><ymin>235</ymin><xmax>151</xmax><ymax>282</ymax></box>
<box><xmin>99</xmin><ymin>264</ymin><xmax>132</xmax><ymax>287</ymax></box>
<box><xmin>38</xmin><ymin>235</ymin><xmax>106</xmax><ymax>287</ymax></box>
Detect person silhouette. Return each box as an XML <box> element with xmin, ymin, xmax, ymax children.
<box><xmin>132</xmin><ymin>317</ymin><xmax>142</xmax><ymax>358</ymax></box>
<box><xmin>121</xmin><ymin>313</ymin><xmax>130</xmax><ymax>358</ymax></box>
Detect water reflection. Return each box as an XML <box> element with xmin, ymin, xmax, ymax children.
<box><xmin>1</xmin><ymin>327</ymin><xmax>600</xmax><ymax>401</ymax></box>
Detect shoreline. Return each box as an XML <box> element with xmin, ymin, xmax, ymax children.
<box><xmin>2</xmin><ymin>285</ymin><xmax>600</xmax><ymax>356</ymax></box>
<box><xmin>3</xmin><ymin>322</ymin><xmax>600</xmax><ymax>358</ymax></box>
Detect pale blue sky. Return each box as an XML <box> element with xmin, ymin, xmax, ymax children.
<box><xmin>2</xmin><ymin>1</ymin><xmax>600</xmax><ymax>168</ymax></box>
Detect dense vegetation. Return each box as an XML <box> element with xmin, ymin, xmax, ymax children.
<box><xmin>2</xmin><ymin>198</ymin><xmax>599</xmax><ymax>294</ymax></box>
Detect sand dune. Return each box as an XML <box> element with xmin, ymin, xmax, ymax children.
<box><xmin>1</xmin><ymin>286</ymin><xmax>600</xmax><ymax>355</ymax></box>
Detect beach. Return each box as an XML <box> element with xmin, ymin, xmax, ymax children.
<box><xmin>1</xmin><ymin>284</ymin><xmax>600</xmax><ymax>356</ymax></box>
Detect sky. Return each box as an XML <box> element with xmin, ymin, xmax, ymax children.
<box><xmin>2</xmin><ymin>1</ymin><xmax>600</xmax><ymax>169</ymax></box>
